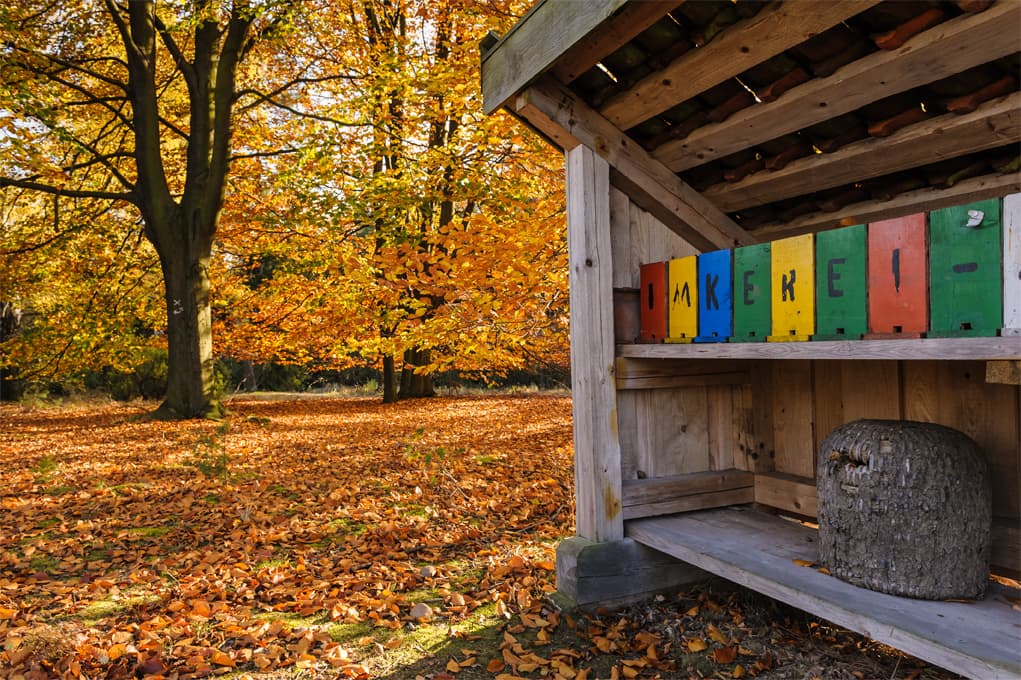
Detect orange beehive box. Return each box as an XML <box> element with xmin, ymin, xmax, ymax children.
<box><xmin>867</xmin><ymin>213</ymin><xmax>928</xmax><ymax>338</ymax></box>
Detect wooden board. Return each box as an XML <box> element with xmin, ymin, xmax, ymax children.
<box><xmin>626</xmin><ymin>508</ymin><xmax>1021</xmax><ymax>679</ymax></box>
<box><xmin>770</xmin><ymin>361</ymin><xmax>815</xmax><ymax>479</ymax></box>
<box><xmin>616</xmin><ymin>336</ymin><xmax>1021</xmax><ymax>360</ymax></box>
<box><xmin>481</xmin><ymin>0</ymin><xmax>630</xmax><ymax>114</ymax></box>
<box><xmin>622</xmin><ymin>469</ymin><xmax>754</xmax><ymax>520</ymax></box>
<box><xmin>630</xmin><ymin>387</ymin><xmax>710</xmax><ymax>478</ymax></box>
<box><xmin>1004</xmin><ymin>193</ymin><xmax>1021</xmax><ymax>335</ymax></box>
<box><xmin>566</xmin><ymin>146</ymin><xmax>623</xmax><ymax>541</ymax></box>
<box><xmin>615</xmin><ymin>357</ymin><xmax>749</xmax><ymax>391</ymax></box>
<box><xmin>754</xmin><ymin>472</ymin><xmax>818</xmax><ymax>518</ymax></box>
<box><xmin>903</xmin><ymin>361</ymin><xmax>1020</xmax><ymax>519</ymax></box>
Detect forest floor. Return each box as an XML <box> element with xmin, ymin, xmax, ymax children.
<box><xmin>0</xmin><ymin>394</ymin><xmax>969</xmax><ymax>679</ymax></box>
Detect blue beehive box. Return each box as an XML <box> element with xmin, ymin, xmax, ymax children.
<box><xmin>695</xmin><ymin>249</ymin><xmax>732</xmax><ymax>343</ymax></box>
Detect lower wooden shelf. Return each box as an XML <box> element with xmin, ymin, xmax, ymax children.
<box><xmin>626</xmin><ymin>507</ymin><xmax>1021</xmax><ymax>679</ymax></box>
<box><xmin>617</xmin><ymin>336</ymin><xmax>1021</xmax><ymax>360</ymax></box>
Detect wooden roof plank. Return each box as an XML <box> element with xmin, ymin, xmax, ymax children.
<box><xmin>753</xmin><ymin>171</ymin><xmax>1021</xmax><ymax>239</ymax></box>
<box><xmin>516</xmin><ymin>76</ymin><xmax>757</xmax><ymax>251</ymax></box>
<box><xmin>600</xmin><ymin>0</ymin><xmax>881</xmax><ymax>131</ymax></box>
<box><xmin>655</xmin><ymin>1</ymin><xmax>1021</xmax><ymax>172</ymax></box>
<box><xmin>550</xmin><ymin>1</ymin><xmax>684</xmax><ymax>85</ymax></box>
<box><xmin>482</xmin><ymin>0</ymin><xmax>630</xmax><ymax>115</ymax></box>
<box><xmin>705</xmin><ymin>92</ymin><xmax>1021</xmax><ymax>212</ymax></box>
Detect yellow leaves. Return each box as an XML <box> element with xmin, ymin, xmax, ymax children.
<box><xmin>686</xmin><ymin>637</ymin><xmax>708</xmax><ymax>653</ymax></box>
<box><xmin>0</xmin><ymin>607</ymin><xmax>17</xmax><ymax>620</ymax></box>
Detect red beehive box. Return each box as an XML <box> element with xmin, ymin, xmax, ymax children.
<box><xmin>866</xmin><ymin>213</ymin><xmax>928</xmax><ymax>338</ymax></box>
<box><xmin>639</xmin><ymin>261</ymin><xmax>667</xmax><ymax>343</ymax></box>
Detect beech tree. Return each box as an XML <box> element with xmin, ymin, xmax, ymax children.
<box><xmin>0</xmin><ymin>0</ymin><xmax>340</xmax><ymax>417</ymax></box>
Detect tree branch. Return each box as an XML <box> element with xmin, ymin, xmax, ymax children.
<box><xmin>0</xmin><ymin>176</ymin><xmax>136</xmax><ymax>203</ymax></box>
<box><xmin>152</xmin><ymin>13</ymin><xmax>196</xmax><ymax>87</ymax></box>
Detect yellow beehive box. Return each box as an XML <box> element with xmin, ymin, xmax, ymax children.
<box><xmin>666</xmin><ymin>255</ymin><xmax>697</xmax><ymax>343</ymax></box>
<box><xmin>768</xmin><ymin>234</ymin><xmax>815</xmax><ymax>342</ymax></box>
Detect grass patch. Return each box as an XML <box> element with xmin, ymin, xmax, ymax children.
<box><xmin>28</xmin><ymin>555</ymin><xmax>60</xmax><ymax>572</ymax></box>
<box><xmin>77</xmin><ymin>593</ymin><xmax>160</xmax><ymax>625</ymax></box>
<box><xmin>36</xmin><ymin>518</ymin><xmax>61</xmax><ymax>529</ymax></box>
<box><xmin>267</xmin><ymin>483</ymin><xmax>298</xmax><ymax>500</ymax></box>
<box><xmin>125</xmin><ymin>526</ymin><xmax>171</xmax><ymax>538</ymax></box>
<box><xmin>201</xmin><ymin>493</ymin><xmax>221</xmax><ymax>504</ymax></box>
<box><xmin>84</xmin><ymin>547</ymin><xmax>110</xmax><ymax>563</ymax></box>
<box><xmin>42</xmin><ymin>485</ymin><xmax>75</xmax><ymax>496</ymax></box>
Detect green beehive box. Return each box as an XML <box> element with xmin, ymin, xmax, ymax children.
<box><xmin>730</xmin><ymin>242</ymin><xmax>770</xmax><ymax>342</ymax></box>
<box><xmin>929</xmin><ymin>199</ymin><xmax>1003</xmax><ymax>337</ymax></box>
<box><xmin>813</xmin><ymin>224</ymin><xmax>867</xmax><ymax>340</ymax></box>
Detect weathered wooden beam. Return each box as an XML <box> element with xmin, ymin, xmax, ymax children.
<box><xmin>517</xmin><ymin>77</ymin><xmax>757</xmax><ymax>251</ymax></box>
<box><xmin>623</xmin><ymin>487</ymin><xmax>755</xmax><ymax>520</ymax></box>
<box><xmin>550</xmin><ymin>1</ymin><xmax>684</xmax><ymax>85</ymax></box>
<box><xmin>601</xmin><ymin>0</ymin><xmax>879</xmax><ymax>131</ymax></box>
<box><xmin>615</xmin><ymin>357</ymin><xmax>750</xmax><ymax>390</ymax></box>
<box><xmin>481</xmin><ymin>0</ymin><xmax>630</xmax><ymax>115</ymax></box>
<box><xmin>655</xmin><ymin>1</ymin><xmax>1021</xmax><ymax>172</ymax></box>
<box><xmin>617</xmin><ymin>336</ymin><xmax>1021</xmax><ymax>361</ymax></box>
<box><xmin>705</xmin><ymin>93</ymin><xmax>1021</xmax><ymax>212</ymax></box>
<box><xmin>623</xmin><ymin>469</ymin><xmax>754</xmax><ymax>507</ymax></box>
<box><xmin>566</xmin><ymin>145</ymin><xmax>624</xmax><ymax>542</ymax></box>
<box><xmin>754</xmin><ymin>472</ymin><xmax>819</xmax><ymax>518</ymax></box>
<box><xmin>754</xmin><ymin>172</ymin><xmax>1021</xmax><ymax>239</ymax></box>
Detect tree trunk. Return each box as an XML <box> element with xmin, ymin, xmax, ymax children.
<box><xmin>241</xmin><ymin>360</ymin><xmax>257</xmax><ymax>392</ymax></box>
<box><xmin>382</xmin><ymin>354</ymin><xmax>398</xmax><ymax>403</ymax></box>
<box><xmin>155</xmin><ymin>231</ymin><xmax>222</xmax><ymax>419</ymax></box>
<box><xmin>399</xmin><ymin>347</ymin><xmax>435</xmax><ymax>399</ymax></box>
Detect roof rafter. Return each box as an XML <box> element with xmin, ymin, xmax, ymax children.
<box><xmin>516</xmin><ymin>76</ymin><xmax>757</xmax><ymax>251</ymax></box>
<box><xmin>600</xmin><ymin>0</ymin><xmax>880</xmax><ymax>131</ymax></box>
<box><xmin>551</xmin><ymin>1</ymin><xmax>684</xmax><ymax>86</ymax></box>
<box><xmin>754</xmin><ymin>172</ymin><xmax>1021</xmax><ymax>239</ymax></box>
<box><xmin>654</xmin><ymin>0</ymin><xmax>1021</xmax><ymax>172</ymax></box>
<box><xmin>704</xmin><ymin>92</ymin><xmax>1021</xmax><ymax>212</ymax></box>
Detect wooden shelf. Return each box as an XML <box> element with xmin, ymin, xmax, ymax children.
<box><xmin>617</xmin><ymin>336</ymin><xmax>1021</xmax><ymax>361</ymax></box>
<box><xmin>626</xmin><ymin>507</ymin><xmax>1021</xmax><ymax>679</ymax></box>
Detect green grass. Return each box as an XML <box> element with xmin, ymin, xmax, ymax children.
<box><xmin>28</xmin><ymin>555</ymin><xmax>60</xmax><ymax>572</ymax></box>
<box><xmin>125</xmin><ymin>526</ymin><xmax>171</xmax><ymax>538</ymax></box>
<box><xmin>77</xmin><ymin>592</ymin><xmax>161</xmax><ymax>625</ymax></box>
<box><xmin>36</xmin><ymin>518</ymin><xmax>61</xmax><ymax>529</ymax></box>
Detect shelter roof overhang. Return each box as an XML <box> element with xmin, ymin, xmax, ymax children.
<box><xmin>481</xmin><ymin>0</ymin><xmax>1021</xmax><ymax>249</ymax></box>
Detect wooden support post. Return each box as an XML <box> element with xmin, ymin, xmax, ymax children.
<box><xmin>566</xmin><ymin>145</ymin><xmax>624</xmax><ymax>542</ymax></box>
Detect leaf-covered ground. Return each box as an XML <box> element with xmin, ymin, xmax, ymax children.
<box><xmin>1</xmin><ymin>395</ymin><xmax>961</xmax><ymax>679</ymax></box>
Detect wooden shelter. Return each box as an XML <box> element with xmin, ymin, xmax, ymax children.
<box><xmin>480</xmin><ymin>1</ymin><xmax>1021</xmax><ymax>677</ymax></box>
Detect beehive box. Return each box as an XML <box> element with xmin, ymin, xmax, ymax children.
<box><xmin>666</xmin><ymin>255</ymin><xmax>697</xmax><ymax>343</ymax></box>
<box><xmin>731</xmin><ymin>243</ymin><xmax>771</xmax><ymax>342</ymax></box>
<box><xmin>866</xmin><ymin>214</ymin><xmax>928</xmax><ymax>338</ymax></box>
<box><xmin>768</xmin><ymin>234</ymin><xmax>815</xmax><ymax>342</ymax></box>
<box><xmin>638</xmin><ymin>261</ymin><xmax>667</xmax><ymax>343</ymax></box>
<box><xmin>814</xmin><ymin>224</ymin><xmax>867</xmax><ymax>340</ymax></box>
<box><xmin>695</xmin><ymin>249</ymin><xmax>732</xmax><ymax>343</ymax></box>
<box><xmin>928</xmin><ymin>199</ymin><xmax>1002</xmax><ymax>337</ymax></box>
